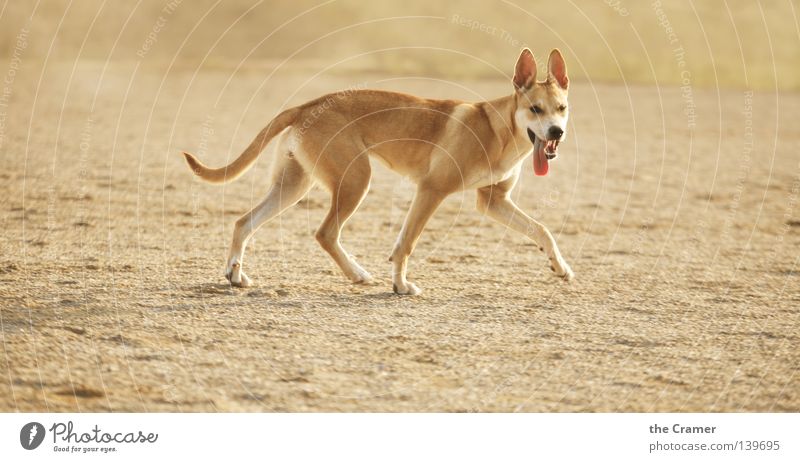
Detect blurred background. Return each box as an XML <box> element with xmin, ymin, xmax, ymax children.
<box><xmin>1</xmin><ymin>1</ymin><xmax>799</xmax><ymax>413</ymax></box>
<box><xmin>1</xmin><ymin>0</ymin><xmax>797</xmax><ymax>90</ymax></box>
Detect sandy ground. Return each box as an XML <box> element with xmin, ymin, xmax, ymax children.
<box><xmin>1</xmin><ymin>61</ymin><xmax>798</xmax><ymax>412</ymax></box>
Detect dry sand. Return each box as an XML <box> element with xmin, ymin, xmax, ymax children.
<box><xmin>1</xmin><ymin>62</ymin><xmax>798</xmax><ymax>411</ymax></box>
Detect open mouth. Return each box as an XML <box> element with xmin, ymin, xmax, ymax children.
<box><xmin>527</xmin><ymin>128</ymin><xmax>560</xmax><ymax>176</ymax></box>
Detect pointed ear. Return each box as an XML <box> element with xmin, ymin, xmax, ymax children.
<box><xmin>548</xmin><ymin>49</ymin><xmax>569</xmax><ymax>89</ymax></box>
<box><xmin>513</xmin><ymin>48</ymin><xmax>537</xmax><ymax>91</ymax></box>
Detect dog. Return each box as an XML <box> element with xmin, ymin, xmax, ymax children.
<box><xmin>182</xmin><ymin>48</ymin><xmax>574</xmax><ymax>295</ymax></box>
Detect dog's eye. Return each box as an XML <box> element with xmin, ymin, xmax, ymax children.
<box><xmin>558</xmin><ymin>105</ymin><xmax>567</xmax><ymax>112</ymax></box>
<box><xmin>530</xmin><ymin>106</ymin><xmax>543</xmax><ymax>114</ymax></box>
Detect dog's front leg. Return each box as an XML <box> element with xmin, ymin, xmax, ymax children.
<box><xmin>477</xmin><ymin>188</ymin><xmax>574</xmax><ymax>281</ymax></box>
<box><xmin>390</xmin><ymin>188</ymin><xmax>447</xmax><ymax>295</ymax></box>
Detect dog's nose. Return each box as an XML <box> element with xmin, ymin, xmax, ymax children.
<box><xmin>548</xmin><ymin>126</ymin><xmax>564</xmax><ymax>140</ymax></box>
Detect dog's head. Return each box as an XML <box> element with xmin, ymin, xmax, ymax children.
<box><xmin>512</xmin><ymin>48</ymin><xmax>569</xmax><ymax>176</ymax></box>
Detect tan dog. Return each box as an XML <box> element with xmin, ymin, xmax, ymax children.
<box><xmin>183</xmin><ymin>48</ymin><xmax>574</xmax><ymax>295</ymax></box>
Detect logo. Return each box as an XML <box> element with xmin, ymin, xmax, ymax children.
<box><xmin>20</xmin><ymin>422</ymin><xmax>45</xmax><ymax>450</ymax></box>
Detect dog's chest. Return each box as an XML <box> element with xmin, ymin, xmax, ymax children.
<box><xmin>463</xmin><ymin>142</ymin><xmax>531</xmax><ymax>189</ymax></box>
<box><xmin>499</xmin><ymin>139</ymin><xmax>534</xmax><ymax>169</ymax></box>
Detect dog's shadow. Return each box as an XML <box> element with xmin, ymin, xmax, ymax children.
<box><xmin>185</xmin><ymin>281</ymin><xmax>411</xmax><ymax>303</ymax></box>
<box><xmin>188</xmin><ymin>282</ymin><xmax>238</xmax><ymax>296</ymax></box>
<box><xmin>358</xmin><ymin>291</ymin><xmax>411</xmax><ymax>301</ymax></box>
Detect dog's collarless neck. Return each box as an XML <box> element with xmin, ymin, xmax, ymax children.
<box><xmin>479</xmin><ymin>95</ymin><xmax>517</xmax><ymax>151</ymax></box>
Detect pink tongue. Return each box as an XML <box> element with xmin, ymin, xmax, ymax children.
<box><xmin>533</xmin><ymin>142</ymin><xmax>549</xmax><ymax>176</ymax></box>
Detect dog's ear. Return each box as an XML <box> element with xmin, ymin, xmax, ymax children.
<box><xmin>513</xmin><ymin>48</ymin><xmax>537</xmax><ymax>91</ymax></box>
<box><xmin>548</xmin><ymin>49</ymin><xmax>569</xmax><ymax>90</ymax></box>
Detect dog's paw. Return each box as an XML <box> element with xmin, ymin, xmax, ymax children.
<box><xmin>349</xmin><ymin>265</ymin><xmax>374</xmax><ymax>284</ymax></box>
<box><xmin>232</xmin><ymin>272</ymin><xmax>253</xmax><ymax>288</ymax></box>
<box><xmin>225</xmin><ymin>262</ymin><xmax>253</xmax><ymax>288</ymax></box>
<box><xmin>549</xmin><ymin>260</ymin><xmax>574</xmax><ymax>282</ymax></box>
<box><xmin>393</xmin><ymin>281</ymin><xmax>422</xmax><ymax>296</ymax></box>
<box><xmin>560</xmin><ymin>264</ymin><xmax>575</xmax><ymax>282</ymax></box>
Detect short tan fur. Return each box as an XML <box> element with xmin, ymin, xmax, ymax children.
<box><xmin>183</xmin><ymin>48</ymin><xmax>574</xmax><ymax>295</ymax></box>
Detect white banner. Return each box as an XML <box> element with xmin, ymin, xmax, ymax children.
<box><xmin>1</xmin><ymin>413</ymin><xmax>797</xmax><ymax>461</ymax></box>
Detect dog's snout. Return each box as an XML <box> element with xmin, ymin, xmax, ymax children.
<box><xmin>547</xmin><ymin>126</ymin><xmax>564</xmax><ymax>140</ymax></box>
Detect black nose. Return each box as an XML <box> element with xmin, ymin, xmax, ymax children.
<box><xmin>548</xmin><ymin>126</ymin><xmax>564</xmax><ymax>140</ymax></box>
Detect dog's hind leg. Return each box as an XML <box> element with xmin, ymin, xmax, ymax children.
<box><xmin>225</xmin><ymin>157</ymin><xmax>312</xmax><ymax>287</ymax></box>
<box><xmin>313</xmin><ymin>154</ymin><xmax>373</xmax><ymax>284</ymax></box>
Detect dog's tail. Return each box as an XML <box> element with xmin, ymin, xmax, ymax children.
<box><xmin>181</xmin><ymin>107</ymin><xmax>299</xmax><ymax>184</ymax></box>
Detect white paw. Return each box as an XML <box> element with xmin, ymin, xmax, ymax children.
<box><xmin>393</xmin><ymin>281</ymin><xmax>422</xmax><ymax>296</ymax></box>
<box><xmin>349</xmin><ymin>265</ymin><xmax>374</xmax><ymax>284</ymax></box>
<box><xmin>550</xmin><ymin>259</ymin><xmax>574</xmax><ymax>282</ymax></box>
<box><xmin>225</xmin><ymin>260</ymin><xmax>253</xmax><ymax>288</ymax></box>
<box><xmin>234</xmin><ymin>272</ymin><xmax>253</xmax><ymax>287</ymax></box>
<box><xmin>560</xmin><ymin>264</ymin><xmax>575</xmax><ymax>281</ymax></box>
